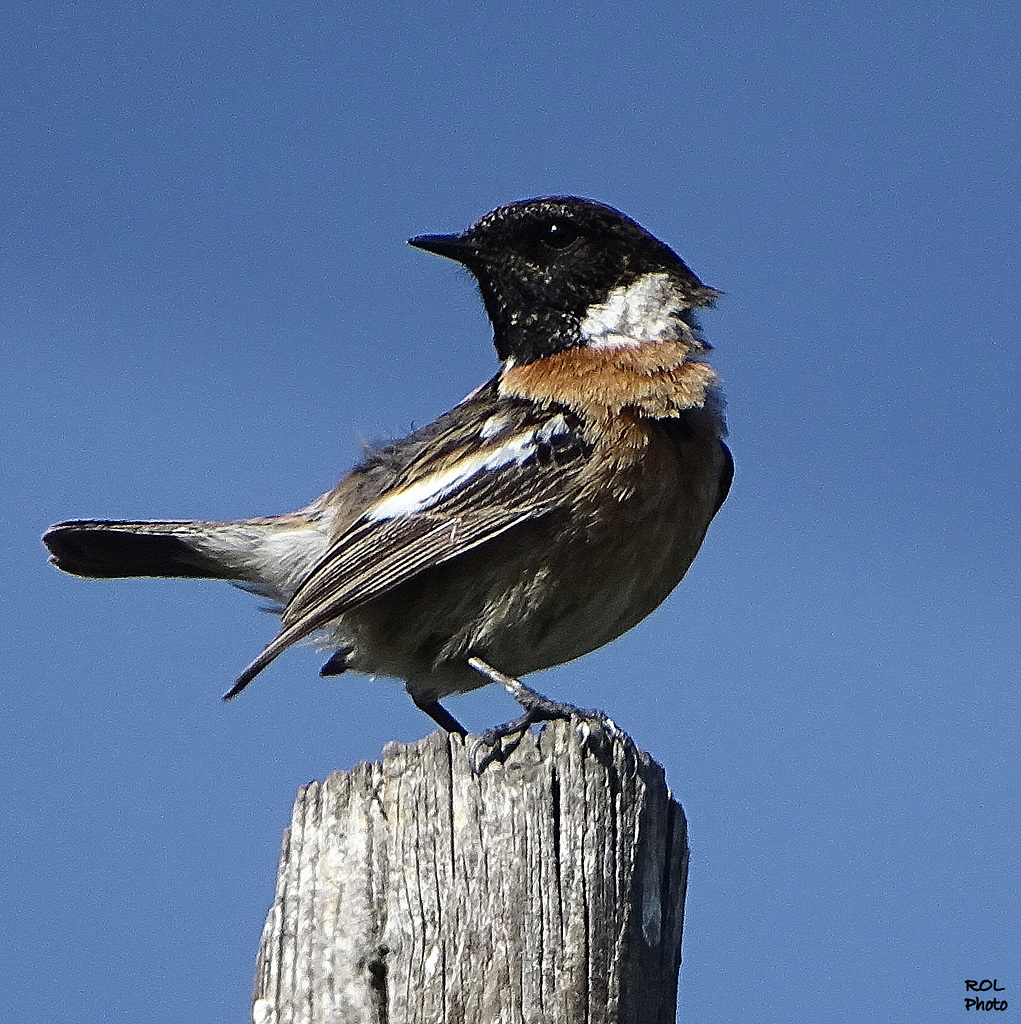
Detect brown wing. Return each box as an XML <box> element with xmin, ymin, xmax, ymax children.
<box><xmin>224</xmin><ymin>409</ymin><xmax>589</xmax><ymax>697</ymax></box>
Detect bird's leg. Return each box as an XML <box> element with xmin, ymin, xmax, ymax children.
<box><xmin>412</xmin><ymin>695</ymin><xmax>469</xmax><ymax>737</ymax></box>
<box><xmin>468</xmin><ymin>657</ymin><xmax>591</xmax><ymax>721</ymax></box>
<box><xmin>467</xmin><ymin>656</ymin><xmax>619</xmax><ymax>771</ymax></box>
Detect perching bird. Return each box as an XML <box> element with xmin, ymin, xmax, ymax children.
<box><xmin>43</xmin><ymin>196</ymin><xmax>732</xmax><ymax>741</ymax></box>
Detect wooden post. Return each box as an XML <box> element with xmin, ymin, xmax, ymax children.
<box><xmin>250</xmin><ymin>719</ymin><xmax>689</xmax><ymax>1024</ymax></box>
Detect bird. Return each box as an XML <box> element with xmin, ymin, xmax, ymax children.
<box><xmin>43</xmin><ymin>196</ymin><xmax>733</xmax><ymax>745</ymax></box>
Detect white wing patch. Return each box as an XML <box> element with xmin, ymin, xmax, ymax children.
<box><xmin>479</xmin><ymin>414</ymin><xmax>511</xmax><ymax>439</ymax></box>
<box><xmin>366</xmin><ymin>415</ymin><xmax>569</xmax><ymax>521</ymax></box>
<box><xmin>580</xmin><ymin>271</ymin><xmax>689</xmax><ymax>350</ymax></box>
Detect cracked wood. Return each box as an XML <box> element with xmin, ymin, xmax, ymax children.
<box><xmin>250</xmin><ymin>720</ymin><xmax>689</xmax><ymax>1024</ymax></box>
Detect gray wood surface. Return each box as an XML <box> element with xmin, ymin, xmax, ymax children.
<box><xmin>251</xmin><ymin>719</ymin><xmax>688</xmax><ymax>1024</ymax></box>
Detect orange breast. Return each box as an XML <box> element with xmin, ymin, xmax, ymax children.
<box><xmin>498</xmin><ymin>341</ymin><xmax>720</xmax><ymax>430</ymax></box>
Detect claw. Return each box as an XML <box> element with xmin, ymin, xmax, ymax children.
<box><xmin>468</xmin><ymin>710</ymin><xmax>537</xmax><ymax>773</ymax></box>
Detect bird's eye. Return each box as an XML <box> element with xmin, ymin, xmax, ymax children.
<box><xmin>539</xmin><ymin>220</ymin><xmax>581</xmax><ymax>250</ymax></box>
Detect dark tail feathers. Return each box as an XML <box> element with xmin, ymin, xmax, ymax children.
<box><xmin>43</xmin><ymin>520</ymin><xmax>233</xmax><ymax>580</ymax></box>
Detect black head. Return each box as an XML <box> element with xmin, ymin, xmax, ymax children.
<box><xmin>409</xmin><ymin>196</ymin><xmax>719</xmax><ymax>365</ymax></box>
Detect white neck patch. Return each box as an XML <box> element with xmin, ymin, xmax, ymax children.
<box><xmin>580</xmin><ymin>272</ymin><xmax>691</xmax><ymax>350</ymax></box>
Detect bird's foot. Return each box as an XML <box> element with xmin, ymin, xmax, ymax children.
<box><xmin>467</xmin><ymin>657</ymin><xmax>621</xmax><ymax>772</ymax></box>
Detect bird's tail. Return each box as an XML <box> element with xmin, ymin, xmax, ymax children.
<box><xmin>43</xmin><ymin>519</ymin><xmax>247</xmax><ymax>581</ymax></box>
<box><xmin>44</xmin><ymin>513</ymin><xmax>333</xmax><ymax>698</ymax></box>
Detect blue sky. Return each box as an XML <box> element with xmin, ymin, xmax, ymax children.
<box><xmin>4</xmin><ymin>1</ymin><xmax>1019</xmax><ymax>1020</ymax></box>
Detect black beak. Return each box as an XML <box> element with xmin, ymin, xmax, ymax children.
<box><xmin>407</xmin><ymin>232</ymin><xmax>478</xmax><ymax>265</ymax></box>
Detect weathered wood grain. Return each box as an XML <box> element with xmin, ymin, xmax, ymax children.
<box><xmin>251</xmin><ymin>719</ymin><xmax>688</xmax><ymax>1024</ymax></box>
